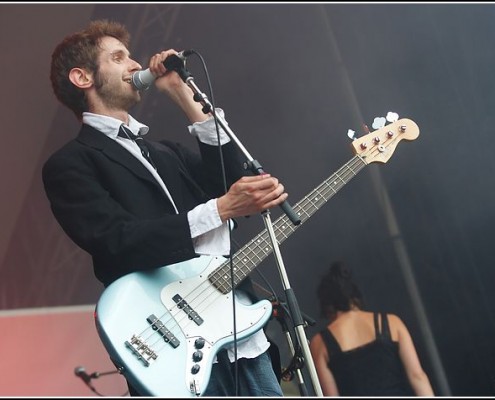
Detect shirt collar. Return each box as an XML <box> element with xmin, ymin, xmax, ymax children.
<box><xmin>82</xmin><ymin>112</ymin><xmax>150</xmax><ymax>139</ymax></box>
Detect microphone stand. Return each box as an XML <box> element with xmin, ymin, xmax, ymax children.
<box><xmin>75</xmin><ymin>366</ymin><xmax>128</xmax><ymax>397</ymax></box>
<box><xmin>169</xmin><ymin>56</ymin><xmax>323</xmax><ymax>397</ymax></box>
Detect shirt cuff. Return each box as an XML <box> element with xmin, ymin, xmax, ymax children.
<box><xmin>187</xmin><ymin>199</ymin><xmax>230</xmax><ymax>256</ymax></box>
<box><xmin>188</xmin><ymin>108</ymin><xmax>230</xmax><ymax>145</ymax></box>
<box><xmin>188</xmin><ymin>199</ymin><xmax>223</xmax><ymax>238</ymax></box>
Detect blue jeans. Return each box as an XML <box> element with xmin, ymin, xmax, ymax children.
<box><xmin>203</xmin><ymin>349</ymin><xmax>284</xmax><ymax>396</ymax></box>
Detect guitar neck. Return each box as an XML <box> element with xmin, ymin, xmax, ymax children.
<box><xmin>209</xmin><ymin>154</ymin><xmax>367</xmax><ymax>293</ymax></box>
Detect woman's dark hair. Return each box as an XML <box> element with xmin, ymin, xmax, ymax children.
<box><xmin>317</xmin><ymin>261</ymin><xmax>364</xmax><ymax>320</ymax></box>
<box><xmin>50</xmin><ymin>19</ymin><xmax>130</xmax><ymax>120</ymax></box>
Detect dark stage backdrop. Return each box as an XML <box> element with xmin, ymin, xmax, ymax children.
<box><xmin>1</xmin><ymin>3</ymin><xmax>494</xmax><ymax>396</ymax></box>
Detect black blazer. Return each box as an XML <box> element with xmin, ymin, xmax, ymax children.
<box><xmin>42</xmin><ymin>124</ymin><xmax>246</xmax><ymax>286</ymax></box>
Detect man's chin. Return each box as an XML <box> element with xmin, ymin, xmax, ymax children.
<box><xmin>125</xmin><ymin>92</ymin><xmax>141</xmax><ymax>109</ymax></box>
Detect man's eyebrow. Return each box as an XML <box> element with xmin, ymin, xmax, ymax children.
<box><xmin>110</xmin><ymin>49</ymin><xmax>129</xmax><ymax>57</ymax></box>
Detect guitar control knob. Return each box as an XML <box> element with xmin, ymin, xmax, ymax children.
<box><xmin>191</xmin><ymin>364</ymin><xmax>200</xmax><ymax>374</ymax></box>
<box><xmin>194</xmin><ymin>338</ymin><xmax>205</xmax><ymax>349</ymax></box>
<box><xmin>193</xmin><ymin>351</ymin><xmax>203</xmax><ymax>362</ymax></box>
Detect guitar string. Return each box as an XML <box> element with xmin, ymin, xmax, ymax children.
<box><xmin>138</xmin><ymin>154</ymin><xmax>368</xmax><ymax>356</ymax></box>
<box><xmin>134</xmin><ymin>125</ymin><xmax>407</xmax><ymax>358</ymax></box>
<box><xmin>127</xmin><ymin>156</ymin><xmax>363</xmax><ymax>360</ymax></box>
<box><xmin>209</xmin><ymin>155</ymin><xmax>367</xmax><ymax>290</ymax></box>
<box><xmin>198</xmin><ymin>128</ymin><xmax>406</xmax><ymax>300</ymax></box>
<box><xmin>137</xmin><ymin>155</ymin><xmax>367</xmax><ymax>356</ymax></box>
<box><xmin>137</xmin><ymin>151</ymin><xmax>377</xmax><ymax>356</ymax></box>
<box><xmin>161</xmin><ymin>155</ymin><xmax>366</xmax><ymax>332</ymax></box>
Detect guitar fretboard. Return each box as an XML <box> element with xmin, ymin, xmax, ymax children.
<box><xmin>209</xmin><ymin>154</ymin><xmax>367</xmax><ymax>294</ymax></box>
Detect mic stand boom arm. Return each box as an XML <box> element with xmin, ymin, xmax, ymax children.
<box><xmin>173</xmin><ymin>61</ymin><xmax>322</xmax><ymax>397</ymax></box>
<box><xmin>173</xmin><ymin>65</ymin><xmax>301</xmax><ymax>226</ymax></box>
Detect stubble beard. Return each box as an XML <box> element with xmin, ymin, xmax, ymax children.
<box><xmin>94</xmin><ymin>71</ymin><xmax>140</xmax><ymax>112</ymax></box>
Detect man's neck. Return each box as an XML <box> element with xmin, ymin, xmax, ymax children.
<box><xmin>89</xmin><ymin>106</ymin><xmax>129</xmax><ymax>125</ymax></box>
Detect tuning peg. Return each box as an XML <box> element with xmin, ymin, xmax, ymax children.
<box><xmin>386</xmin><ymin>111</ymin><xmax>399</xmax><ymax>122</ymax></box>
<box><xmin>371</xmin><ymin>117</ymin><xmax>386</xmax><ymax>130</ymax></box>
<box><xmin>348</xmin><ymin>121</ymin><xmax>374</xmax><ymax>140</ymax></box>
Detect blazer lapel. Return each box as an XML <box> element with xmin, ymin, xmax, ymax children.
<box><xmin>77</xmin><ymin>124</ymin><xmax>161</xmax><ymax>187</ymax></box>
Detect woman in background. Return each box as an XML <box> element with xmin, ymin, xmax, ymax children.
<box><xmin>309</xmin><ymin>261</ymin><xmax>434</xmax><ymax>396</ymax></box>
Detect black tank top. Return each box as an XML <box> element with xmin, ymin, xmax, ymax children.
<box><xmin>319</xmin><ymin>312</ymin><xmax>414</xmax><ymax>396</ymax></box>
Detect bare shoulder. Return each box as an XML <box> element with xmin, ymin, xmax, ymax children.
<box><xmin>310</xmin><ymin>331</ymin><xmax>326</xmax><ymax>356</ymax></box>
<box><xmin>387</xmin><ymin>313</ymin><xmax>407</xmax><ymax>328</ymax></box>
<box><xmin>386</xmin><ymin>313</ymin><xmax>409</xmax><ymax>340</ymax></box>
<box><xmin>310</xmin><ymin>331</ymin><xmax>324</xmax><ymax>348</ymax></box>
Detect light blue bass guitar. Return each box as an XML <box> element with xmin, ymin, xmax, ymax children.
<box><xmin>95</xmin><ymin>119</ymin><xmax>419</xmax><ymax>397</ymax></box>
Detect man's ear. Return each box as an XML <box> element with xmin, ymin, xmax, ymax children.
<box><xmin>69</xmin><ymin>68</ymin><xmax>93</xmax><ymax>89</ymax></box>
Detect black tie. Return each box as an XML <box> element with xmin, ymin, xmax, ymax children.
<box><xmin>118</xmin><ymin>125</ymin><xmax>156</xmax><ymax>169</ymax></box>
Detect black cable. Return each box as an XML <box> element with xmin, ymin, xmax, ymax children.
<box><xmin>187</xmin><ymin>50</ymin><xmax>240</xmax><ymax>395</ymax></box>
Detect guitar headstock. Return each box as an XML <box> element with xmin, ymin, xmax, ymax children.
<box><xmin>350</xmin><ymin>118</ymin><xmax>419</xmax><ymax>164</ymax></box>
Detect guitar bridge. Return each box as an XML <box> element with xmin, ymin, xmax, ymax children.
<box><xmin>125</xmin><ymin>335</ymin><xmax>158</xmax><ymax>366</ymax></box>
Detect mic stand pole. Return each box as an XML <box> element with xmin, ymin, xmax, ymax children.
<box><xmin>274</xmin><ymin>301</ymin><xmax>312</xmax><ymax>396</ymax></box>
<box><xmin>264</xmin><ymin>216</ymin><xmax>322</xmax><ymax>396</ymax></box>
<box><xmin>173</xmin><ymin>64</ymin><xmax>323</xmax><ymax>397</ymax></box>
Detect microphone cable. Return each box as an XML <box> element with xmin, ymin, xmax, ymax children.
<box><xmin>184</xmin><ymin>49</ymin><xmax>241</xmax><ymax>396</ymax></box>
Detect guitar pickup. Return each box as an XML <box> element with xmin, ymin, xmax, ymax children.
<box><xmin>172</xmin><ymin>294</ymin><xmax>204</xmax><ymax>326</ymax></box>
<box><xmin>146</xmin><ymin>314</ymin><xmax>180</xmax><ymax>348</ymax></box>
<box><xmin>125</xmin><ymin>335</ymin><xmax>158</xmax><ymax>367</ymax></box>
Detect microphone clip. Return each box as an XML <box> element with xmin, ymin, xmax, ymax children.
<box><xmin>164</xmin><ymin>54</ymin><xmax>193</xmax><ymax>82</ymax></box>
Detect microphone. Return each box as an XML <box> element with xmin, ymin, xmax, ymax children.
<box><xmin>131</xmin><ymin>49</ymin><xmax>194</xmax><ymax>91</ymax></box>
<box><xmin>74</xmin><ymin>366</ymin><xmax>92</xmax><ymax>384</ymax></box>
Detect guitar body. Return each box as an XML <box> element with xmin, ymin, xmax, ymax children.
<box><xmin>95</xmin><ymin>255</ymin><xmax>272</xmax><ymax>397</ymax></box>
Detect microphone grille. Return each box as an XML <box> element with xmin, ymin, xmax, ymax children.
<box><xmin>131</xmin><ymin>71</ymin><xmax>147</xmax><ymax>91</ymax></box>
<box><xmin>74</xmin><ymin>366</ymin><xmax>85</xmax><ymax>375</ymax></box>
